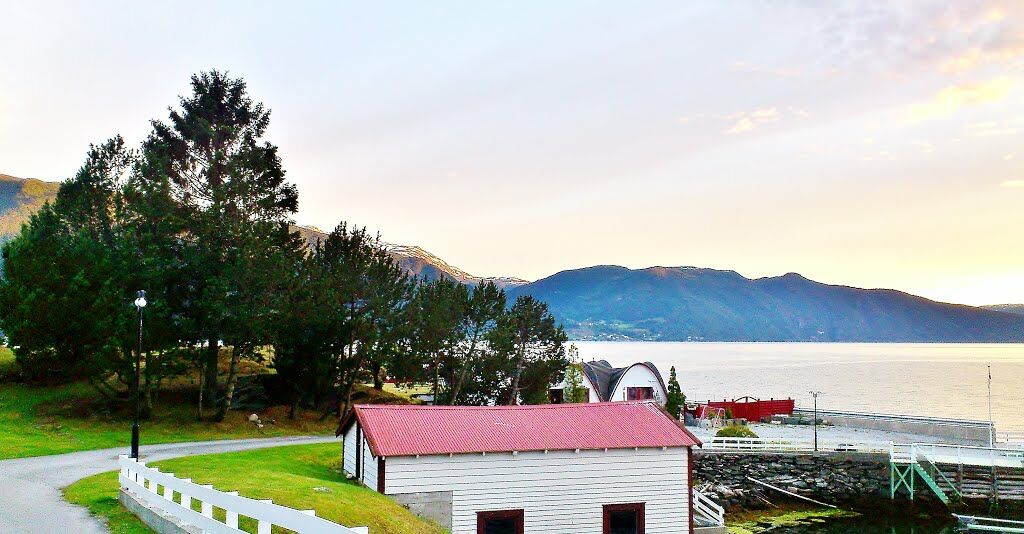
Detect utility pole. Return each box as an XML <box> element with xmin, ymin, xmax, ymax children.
<box><xmin>809</xmin><ymin>391</ymin><xmax>823</xmax><ymax>452</ymax></box>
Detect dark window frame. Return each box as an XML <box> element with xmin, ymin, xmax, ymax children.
<box><xmin>626</xmin><ymin>387</ymin><xmax>654</xmax><ymax>401</ymax></box>
<box><xmin>603</xmin><ymin>502</ymin><xmax>646</xmax><ymax>534</ymax></box>
<box><xmin>477</xmin><ymin>509</ymin><xmax>525</xmax><ymax>534</ymax></box>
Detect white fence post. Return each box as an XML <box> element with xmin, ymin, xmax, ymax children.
<box><xmin>118</xmin><ymin>456</ymin><xmax>368</xmax><ymax>533</ymax></box>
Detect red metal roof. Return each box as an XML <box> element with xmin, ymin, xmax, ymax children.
<box><xmin>343</xmin><ymin>401</ymin><xmax>701</xmax><ymax>457</ymax></box>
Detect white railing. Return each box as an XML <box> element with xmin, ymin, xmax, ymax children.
<box><xmin>890</xmin><ymin>443</ymin><xmax>915</xmax><ymax>463</ymax></box>
<box><xmin>703</xmin><ymin>437</ymin><xmax>893</xmax><ymax>454</ymax></box>
<box><xmin>119</xmin><ymin>456</ymin><xmax>368</xmax><ymax>534</ymax></box>
<box><xmin>954</xmin><ymin>514</ymin><xmax>1024</xmax><ymax>533</ymax></box>
<box><xmin>997</xmin><ymin>431</ymin><xmax>1024</xmax><ymax>446</ymax></box>
<box><xmin>692</xmin><ymin>488</ymin><xmax>725</xmax><ymax>526</ymax></box>
<box><xmin>912</xmin><ymin>443</ymin><xmax>1024</xmax><ymax>469</ymax></box>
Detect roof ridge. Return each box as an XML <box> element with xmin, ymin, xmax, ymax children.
<box><xmin>355</xmin><ymin>401</ymin><xmax>658</xmax><ymax>411</ymax></box>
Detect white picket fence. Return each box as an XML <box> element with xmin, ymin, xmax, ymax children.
<box><xmin>692</xmin><ymin>488</ymin><xmax>725</xmax><ymax>527</ymax></box>
<box><xmin>119</xmin><ymin>455</ymin><xmax>368</xmax><ymax>534</ymax></box>
<box><xmin>702</xmin><ymin>437</ymin><xmax>893</xmax><ymax>454</ymax></box>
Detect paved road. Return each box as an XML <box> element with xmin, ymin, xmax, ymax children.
<box><xmin>0</xmin><ymin>435</ymin><xmax>338</xmax><ymax>534</ymax></box>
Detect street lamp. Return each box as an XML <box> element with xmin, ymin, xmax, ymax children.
<box><xmin>131</xmin><ymin>290</ymin><xmax>147</xmax><ymax>459</ymax></box>
<box><xmin>809</xmin><ymin>390</ymin><xmax>823</xmax><ymax>452</ymax></box>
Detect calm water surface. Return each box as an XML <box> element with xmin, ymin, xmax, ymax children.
<box><xmin>573</xmin><ymin>342</ymin><xmax>1024</xmax><ymax>432</ymax></box>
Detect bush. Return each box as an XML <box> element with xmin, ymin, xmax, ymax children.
<box><xmin>716</xmin><ymin>424</ymin><xmax>758</xmax><ymax>438</ymax></box>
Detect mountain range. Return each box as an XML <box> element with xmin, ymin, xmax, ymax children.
<box><xmin>3</xmin><ymin>173</ymin><xmax>1022</xmax><ymax>342</ymax></box>
<box><xmin>0</xmin><ymin>174</ymin><xmax>59</xmax><ymax>240</ymax></box>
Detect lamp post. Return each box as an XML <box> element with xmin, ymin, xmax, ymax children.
<box><xmin>131</xmin><ymin>290</ymin><xmax>147</xmax><ymax>459</ymax></box>
<box><xmin>809</xmin><ymin>390</ymin><xmax>823</xmax><ymax>452</ymax></box>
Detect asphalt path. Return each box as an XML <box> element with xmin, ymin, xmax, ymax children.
<box><xmin>0</xmin><ymin>435</ymin><xmax>338</xmax><ymax>534</ymax></box>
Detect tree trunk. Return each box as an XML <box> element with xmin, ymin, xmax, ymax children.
<box><xmin>142</xmin><ymin>351</ymin><xmax>153</xmax><ymax>420</ymax></box>
<box><xmin>507</xmin><ymin>344</ymin><xmax>527</xmax><ymax>405</ymax></box>
<box><xmin>197</xmin><ymin>371</ymin><xmax>204</xmax><ymax>420</ymax></box>
<box><xmin>216</xmin><ymin>346</ymin><xmax>242</xmax><ymax>422</ymax></box>
<box><xmin>371</xmin><ymin>361</ymin><xmax>383</xmax><ymax>390</ymax></box>
<box><xmin>203</xmin><ymin>337</ymin><xmax>219</xmax><ymax>409</ymax></box>
<box><xmin>449</xmin><ymin>330</ymin><xmax>481</xmax><ymax>405</ymax></box>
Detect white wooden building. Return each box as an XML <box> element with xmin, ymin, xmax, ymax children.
<box><xmin>550</xmin><ymin>360</ymin><xmax>669</xmax><ymax>405</ymax></box>
<box><xmin>339</xmin><ymin>401</ymin><xmax>702</xmax><ymax>534</ymax></box>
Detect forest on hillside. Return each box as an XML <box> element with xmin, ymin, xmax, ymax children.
<box><xmin>0</xmin><ymin>71</ymin><xmax>568</xmax><ymax>422</ymax></box>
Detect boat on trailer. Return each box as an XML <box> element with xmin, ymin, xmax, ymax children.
<box><xmin>955</xmin><ymin>515</ymin><xmax>1024</xmax><ymax>533</ymax></box>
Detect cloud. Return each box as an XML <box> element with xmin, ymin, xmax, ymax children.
<box><xmin>907</xmin><ymin>77</ymin><xmax>1015</xmax><ymax>121</ymax></box>
<box><xmin>815</xmin><ymin>2</ymin><xmax>1024</xmax><ymax>76</ymax></box>
<box><xmin>726</xmin><ymin>107</ymin><xmax>780</xmax><ymax>134</ymax></box>
<box><xmin>1001</xmin><ymin>179</ymin><xmax>1024</xmax><ymax>187</ymax></box>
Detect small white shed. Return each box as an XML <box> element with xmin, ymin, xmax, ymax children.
<box><xmin>339</xmin><ymin>401</ymin><xmax>702</xmax><ymax>534</ymax></box>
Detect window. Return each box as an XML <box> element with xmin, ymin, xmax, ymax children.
<box><xmin>477</xmin><ymin>509</ymin><xmax>524</xmax><ymax>534</ymax></box>
<box><xmin>603</xmin><ymin>503</ymin><xmax>645</xmax><ymax>534</ymax></box>
<box><xmin>626</xmin><ymin>387</ymin><xmax>654</xmax><ymax>401</ymax></box>
<box><xmin>548</xmin><ymin>388</ymin><xmax>564</xmax><ymax>404</ymax></box>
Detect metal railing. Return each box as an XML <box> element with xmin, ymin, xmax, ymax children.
<box><xmin>692</xmin><ymin>488</ymin><xmax>725</xmax><ymax>527</ymax></box>
<box><xmin>119</xmin><ymin>455</ymin><xmax>368</xmax><ymax>534</ymax></box>
<box><xmin>912</xmin><ymin>443</ymin><xmax>1024</xmax><ymax>469</ymax></box>
<box><xmin>703</xmin><ymin>437</ymin><xmax>892</xmax><ymax>454</ymax></box>
<box><xmin>997</xmin><ymin>431</ymin><xmax>1024</xmax><ymax>446</ymax></box>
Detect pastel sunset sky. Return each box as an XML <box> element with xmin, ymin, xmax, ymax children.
<box><xmin>2</xmin><ymin>1</ymin><xmax>1022</xmax><ymax>305</ymax></box>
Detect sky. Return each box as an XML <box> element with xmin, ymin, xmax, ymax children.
<box><xmin>1</xmin><ymin>1</ymin><xmax>1023</xmax><ymax>306</ymax></box>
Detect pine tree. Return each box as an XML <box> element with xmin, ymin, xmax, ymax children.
<box><xmin>666</xmin><ymin>366</ymin><xmax>685</xmax><ymax>419</ymax></box>
<box><xmin>563</xmin><ymin>345</ymin><xmax>588</xmax><ymax>403</ymax></box>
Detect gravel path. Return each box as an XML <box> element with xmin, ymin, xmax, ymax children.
<box><xmin>0</xmin><ymin>435</ymin><xmax>338</xmax><ymax>534</ymax></box>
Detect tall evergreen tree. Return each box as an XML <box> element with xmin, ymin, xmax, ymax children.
<box><xmin>665</xmin><ymin>365</ymin><xmax>685</xmax><ymax>419</ymax></box>
<box><xmin>493</xmin><ymin>295</ymin><xmax>568</xmax><ymax>405</ymax></box>
<box><xmin>563</xmin><ymin>344</ymin><xmax>588</xmax><ymax>403</ymax></box>
<box><xmin>138</xmin><ymin>70</ymin><xmax>299</xmax><ymax>419</ymax></box>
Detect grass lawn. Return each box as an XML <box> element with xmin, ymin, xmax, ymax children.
<box><xmin>0</xmin><ymin>380</ymin><xmax>337</xmax><ymax>459</ymax></box>
<box><xmin>0</xmin><ymin>346</ymin><xmax>16</xmax><ymax>378</ymax></box>
<box><xmin>380</xmin><ymin>382</ymin><xmax>432</xmax><ymax>401</ymax></box>
<box><xmin>64</xmin><ymin>443</ymin><xmax>445</xmax><ymax>534</ymax></box>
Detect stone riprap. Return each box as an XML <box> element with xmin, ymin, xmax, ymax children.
<box><xmin>693</xmin><ymin>451</ymin><xmax>894</xmax><ymax>510</ymax></box>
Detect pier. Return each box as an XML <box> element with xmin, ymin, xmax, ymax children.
<box><xmin>890</xmin><ymin>443</ymin><xmax>1024</xmax><ymax>504</ymax></box>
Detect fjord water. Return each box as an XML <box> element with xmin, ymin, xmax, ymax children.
<box><xmin>573</xmin><ymin>342</ymin><xmax>1024</xmax><ymax>432</ymax></box>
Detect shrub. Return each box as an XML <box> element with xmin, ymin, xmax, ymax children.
<box><xmin>716</xmin><ymin>424</ymin><xmax>758</xmax><ymax>438</ymax></box>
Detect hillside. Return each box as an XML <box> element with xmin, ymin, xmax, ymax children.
<box><xmin>293</xmin><ymin>225</ymin><xmax>527</xmax><ymax>288</ymax></box>
<box><xmin>507</xmin><ymin>266</ymin><xmax>1024</xmax><ymax>342</ymax></box>
<box><xmin>982</xmin><ymin>304</ymin><xmax>1024</xmax><ymax>316</ymax></box>
<box><xmin>0</xmin><ymin>174</ymin><xmax>59</xmax><ymax>240</ymax></box>
<box><xmin>4</xmin><ymin>175</ymin><xmax>1021</xmax><ymax>342</ymax></box>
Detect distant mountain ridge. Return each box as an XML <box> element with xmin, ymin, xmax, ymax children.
<box><xmin>982</xmin><ymin>304</ymin><xmax>1024</xmax><ymax>316</ymax></box>
<box><xmin>0</xmin><ymin>174</ymin><xmax>59</xmax><ymax>241</ymax></box>
<box><xmin>292</xmin><ymin>225</ymin><xmax>528</xmax><ymax>288</ymax></box>
<box><xmin>507</xmin><ymin>265</ymin><xmax>1024</xmax><ymax>342</ymax></box>
<box><xmin>3</xmin><ymin>173</ymin><xmax>1022</xmax><ymax>342</ymax></box>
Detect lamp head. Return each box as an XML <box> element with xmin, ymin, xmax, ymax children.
<box><xmin>134</xmin><ymin>290</ymin><xmax>147</xmax><ymax>309</ymax></box>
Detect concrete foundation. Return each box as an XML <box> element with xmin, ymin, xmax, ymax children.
<box><xmin>390</xmin><ymin>490</ymin><xmax>453</xmax><ymax>530</ymax></box>
<box><xmin>119</xmin><ymin>488</ymin><xmax>201</xmax><ymax>534</ymax></box>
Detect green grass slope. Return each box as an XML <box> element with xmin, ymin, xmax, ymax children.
<box><xmin>64</xmin><ymin>443</ymin><xmax>445</xmax><ymax>534</ymax></box>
